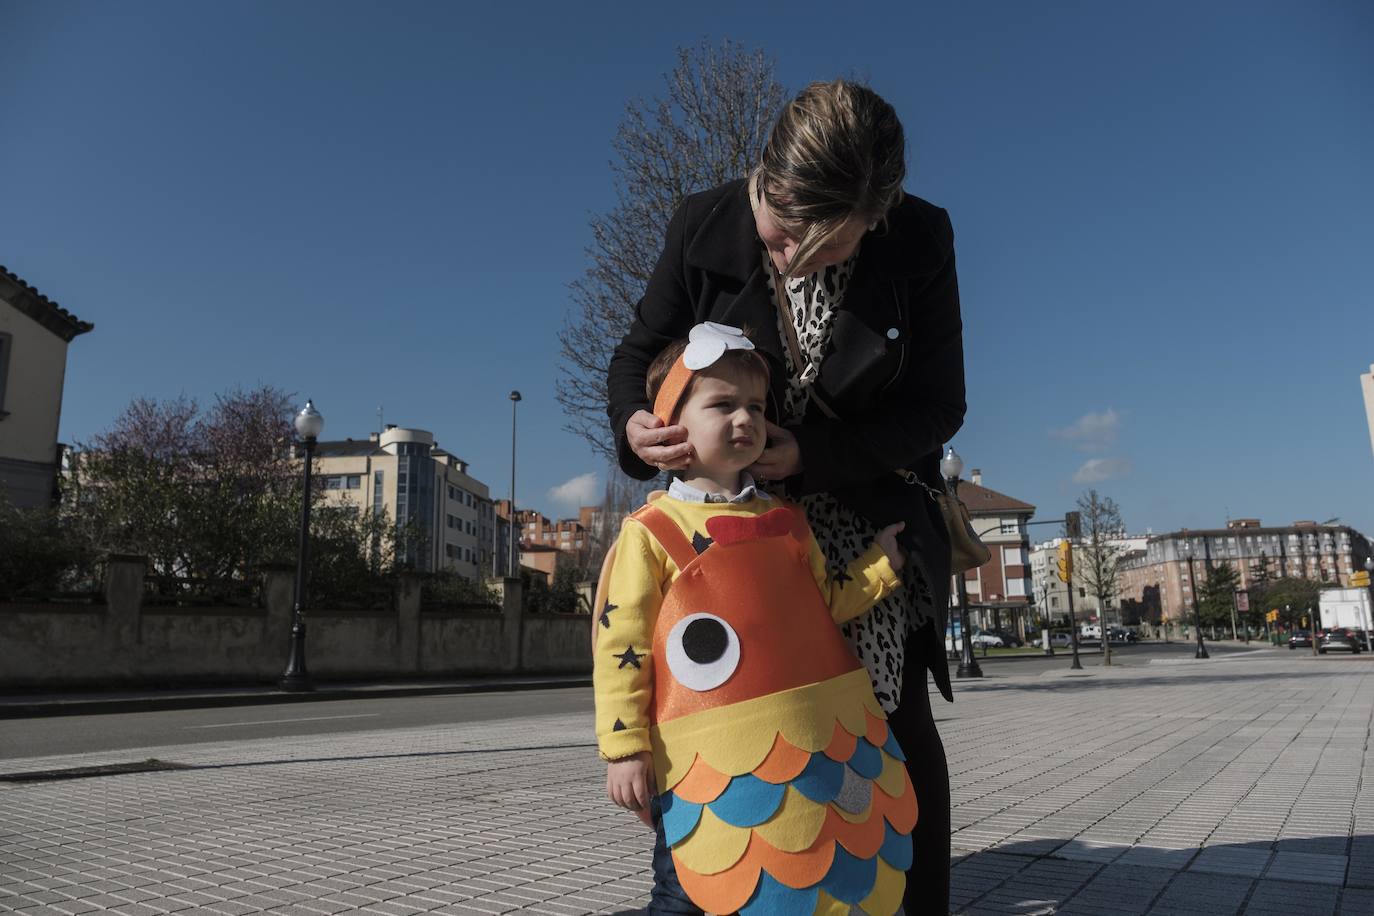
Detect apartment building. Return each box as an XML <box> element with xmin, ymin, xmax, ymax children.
<box><xmin>313</xmin><ymin>425</ymin><xmax>511</xmax><ymax>579</ymax></box>
<box><xmin>1030</xmin><ymin>534</ymin><xmax>1150</xmax><ymax>625</ymax></box>
<box><xmin>1118</xmin><ymin>519</ymin><xmax>1374</xmax><ymax>625</ymax></box>
<box><xmin>954</xmin><ymin>470</ymin><xmax>1036</xmax><ymax>637</ymax></box>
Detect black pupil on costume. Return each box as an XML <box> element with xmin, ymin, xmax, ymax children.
<box><xmin>682</xmin><ymin>619</ymin><xmax>728</xmax><ymax>664</ymax></box>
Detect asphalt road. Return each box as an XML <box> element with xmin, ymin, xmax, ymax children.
<box><xmin>0</xmin><ymin>641</ymin><xmax>1277</xmax><ymax>765</ymax></box>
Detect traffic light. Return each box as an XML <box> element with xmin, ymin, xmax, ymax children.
<box><xmin>1065</xmin><ymin>511</ymin><xmax>1082</xmax><ymax>540</ymax></box>
<box><xmin>1056</xmin><ymin>540</ymin><xmax>1073</xmax><ymax>583</ymax></box>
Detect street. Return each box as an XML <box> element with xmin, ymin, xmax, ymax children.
<box><xmin>2</xmin><ymin>645</ymin><xmax>1372</xmax><ymax>914</ymax></box>
<box><xmin>3</xmin><ymin>641</ymin><xmax>1258</xmax><ymax>760</ymax></box>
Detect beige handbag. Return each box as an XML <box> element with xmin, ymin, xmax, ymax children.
<box><xmin>769</xmin><ymin>263</ymin><xmax>990</xmax><ymax>575</ymax></box>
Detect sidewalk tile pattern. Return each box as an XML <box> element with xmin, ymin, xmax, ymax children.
<box><xmin>1</xmin><ymin>653</ymin><xmax>1370</xmax><ymax>914</ymax></box>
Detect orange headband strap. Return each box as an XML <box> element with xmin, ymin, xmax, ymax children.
<box><xmin>652</xmin><ymin>355</ymin><xmax>694</xmax><ymax>426</ymax></box>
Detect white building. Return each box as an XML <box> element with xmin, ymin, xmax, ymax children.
<box><xmin>0</xmin><ymin>267</ymin><xmax>93</xmax><ymax>509</ymax></box>
<box><xmin>313</xmin><ymin>426</ymin><xmax>510</xmax><ymax>579</ymax></box>
<box><xmin>1030</xmin><ymin>534</ymin><xmax>1149</xmax><ymax>625</ymax></box>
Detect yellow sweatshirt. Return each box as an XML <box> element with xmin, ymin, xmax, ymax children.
<box><xmin>594</xmin><ymin>492</ymin><xmax>901</xmax><ymax>761</ymax></box>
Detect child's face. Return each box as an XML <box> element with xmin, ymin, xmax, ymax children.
<box><xmin>676</xmin><ymin>366</ymin><xmax>768</xmax><ymax>479</ymax></box>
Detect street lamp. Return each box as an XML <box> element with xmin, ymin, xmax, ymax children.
<box><xmin>1183</xmin><ymin>540</ymin><xmax>1209</xmax><ymax>659</ymax></box>
<box><xmin>1363</xmin><ymin>557</ymin><xmax>1374</xmax><ymax>652</ymax></box>
<box><xmin>508</xmin><ymin>391</ymin><xmax>522</xmax><ymax>576</ymax></box>
<box><xmin>280</xmin><ymin>399</ymin><xmax>323</xmax><ymax>692</ymax></box>
<box><xmin>941</xmin><ymin>447</ymin><xmax>982</xmax><ymax>679</ymax></box>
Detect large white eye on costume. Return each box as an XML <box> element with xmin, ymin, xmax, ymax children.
<box><xmin>665</xmin><ymin>613</ymin><xmax>740</xmax><ymax>691</ymax></box>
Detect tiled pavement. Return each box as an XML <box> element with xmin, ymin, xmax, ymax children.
<box><xmin>1</xmin><ymin>651</ymin><xmax>1371</xmax><ymax>915</ymax></box>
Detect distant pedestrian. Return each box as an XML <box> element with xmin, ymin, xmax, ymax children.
<box><xmin>607</xmin><ymin>78</ymin><xmax>966</xmax><ymax>913</ymax></box>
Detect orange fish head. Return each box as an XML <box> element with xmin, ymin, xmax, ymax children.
<box><xmin>652</xmin><ymin>508</ymin><xmax>863</xmax><ymax>724</ymax></box>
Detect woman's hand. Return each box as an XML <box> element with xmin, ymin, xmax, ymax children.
<box><xmin>875</xmin><ymin>521</ymin><xmax>907</xmax><ymax>573</ymax></box>
<box><xmin>749</xmin><ymin>421</ymin><xmax>802</xmax><ymax>481</ymax></box>
<box><xmin>626</xmin><ymin>410</ymin><xmax>692</xmax><ymax>472</ymax></box>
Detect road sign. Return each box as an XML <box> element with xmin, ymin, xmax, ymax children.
<box><xmin>1235</xmin><ymin>591</ymin><xmax>1250</xmax><ymax>612</ymax></box>
<box><xmin>1351</xmin><ymin>571</ymin><xmax>1370</xmax><ymax>587</ymax></box>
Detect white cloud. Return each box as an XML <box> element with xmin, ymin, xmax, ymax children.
<box><xmin>1072</xmin><ymin>458</ymin><xmax>1133</xmax><ymax>484</ymax></box>
<box><xmin>548</xmin><ymin>472</ymin><xmax>600</xmax><ymax>512</ymax></box>
<box><xmin>1051</xmin><ymin>408</ymin><xmax>1122</xmax><ymax>453</ymax></box>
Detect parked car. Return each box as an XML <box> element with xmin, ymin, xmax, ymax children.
<box><xmin>1318</xmin><ymin>629</ymin><xmax>1364</xmax><ymax>654</ymax></box>
<box><xmin>1080</xmin><ymin>624</ymin><xmax>1102</xmax><ymax>640</ymax></box>
<box><xmin>1050</xmin><ymin>631</ymin><xmax>1074</xmax><ymax>648</ymax></box>
<box><xmin>1108</xmin><ymin>627</ymin><xmax>1137</xmax><ymax>644</ymax></box>
<box><xmin>1288</xmin><ymin>630</ymin><xmax>1313</xmax><ymax>649</ymax></box>
<box><xmin>987</xmin><ymin>628</ymin><xmax>1023</xmax><ymax>648</ymax></box>
<box><xmin>970</xmin><ymin>630</ymin><xmax>1005</xmax><ymax>648</ymax></box>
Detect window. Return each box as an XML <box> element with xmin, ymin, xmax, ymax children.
<box><xmin>373</xmin><ymin>470</ymin><xmax>384</xmax><ymax>513</ymax></box>
<box><xmin>325</xmin><ymin>476</ymin><xmax>343</xmax><ymax>489</ymax></box>
<box><xmin>1000</xmin><ymin>520</ymin><xmax>1022</xmax><ymax>535</ymax></box>
<box><xmin>447</xmin><ymin>514</ymin><xmax>456</xmax><ymax>529</ymax></box>
<box><xmin>347</xmin><ymin>475</ymin><xmax>361</xmax><ymax>489</ymax></box>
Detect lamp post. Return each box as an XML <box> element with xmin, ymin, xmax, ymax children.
<box><xmin>280</xmin><ymin>399</ymin><xmax>323</xmax><ymax>692</ymax></box>
<box><xmin>1183</xmin><ymin>540</ymin><xmax>1209</xmax><ymax>659</ymax></box>
<box><xmin>1363</xmin><ymin>557</ymin><xmax>1374</xmax><ymax>652</ymax></box>
<box><xmin>508</xmin><ymin>391</ymin><xmax>521</xmax><ymax>576</ymax></box>
<box><xmin>941</xmin><ymin>447</ymin><xmax>982</xmax><ymax>679</ymax></box>
<box><xmin>1309</xmin><ymin>603</ymin><xmax>1319</xmax><ymax>657</ymax></box>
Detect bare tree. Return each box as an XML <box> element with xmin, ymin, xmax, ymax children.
<box><xmin>1076</xmin><ymin>489</ymin><xmax>1126</xmax><ymax>665</ymax></box>
<box><xmin>557</xmin><ymin>40</ymin><xmax>787</xmax><ymax>458</ymax></box>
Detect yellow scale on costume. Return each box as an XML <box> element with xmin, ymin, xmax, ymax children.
<box><xmin>615</xmin><ymin>501</ymin><xmax>918</xmax><ymax>916</ymax></box>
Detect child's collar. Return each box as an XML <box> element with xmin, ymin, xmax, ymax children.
<box><xmin>666</xmin><ymin>473</ymin><xmax>770</xmax><ymax>505</ymax></box>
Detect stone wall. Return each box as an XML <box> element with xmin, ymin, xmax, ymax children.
<box><xmin>0</xmin><ymin>556</ymin><xmax>592</xmax><ymax>688</ymax></box>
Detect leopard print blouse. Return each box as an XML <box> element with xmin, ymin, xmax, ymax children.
<box><xmin>766</xmin><ymin>254</ymin><xmax>938</xmax><ymax>713</ymax></box>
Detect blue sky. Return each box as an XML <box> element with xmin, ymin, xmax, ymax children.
<box><xmin>4</xmin><ymin>1</ymin><xmax>1372</xmax><ymax>537</ymax></box>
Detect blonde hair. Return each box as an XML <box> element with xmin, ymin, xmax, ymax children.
<box><xmin>756</xmin><ymin>79</ymin><xmax>906</xmax><ymax>274</ymax></box>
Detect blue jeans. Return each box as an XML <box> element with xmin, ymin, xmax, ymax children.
<box><xmin>648</xmin><ymin>796</ymin><xmax>706</xmax><ymax>914</ymax></box>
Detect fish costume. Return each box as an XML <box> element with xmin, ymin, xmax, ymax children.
<box><xmin>593</xmin><ymin>323</ymin><xmax>919</xmax><ymax>916</ymax></box>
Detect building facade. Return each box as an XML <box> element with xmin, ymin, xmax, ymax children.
<box><xmin>0</xmin><ymin>267</ymin><xmax>93</xmax><ymax>509</ymax></box>
<box><xmin>953</xmin><ymin>470</ymin><xmax>1035</xmax><ymax>637</ymax></box>
<box><xmin>314</xmin><ymin>426</ymin><xmax>510</xmax><ymax>579</ymax></box>
<box><xmin>1030</xmin><ymin>535</ymin><xmax>1150</xmax><ymax>626</ymax></box>
<box><xmin>1118</xmin><ymin>519</ymin><xmax>1374</xmax><ymax>625</ymax></box>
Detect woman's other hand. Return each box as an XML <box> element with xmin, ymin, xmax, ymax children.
<box><xmin>875</xmin><ymin>521</ymin><xmax>907</xmax><ymax>572</ymax></box>
<box><xmin>626</xmin><ymin>410</ymin><xmax>692</xmax><ymax>471</ymax></box>
<box><xmin>749</xmin><ymin>421</ymin><xmax>802</xmax><ymax>481</ymax></box>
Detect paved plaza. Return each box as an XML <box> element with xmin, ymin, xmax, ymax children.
<box><xmin>1</xmin><ymin>649</ymin><xmax>1371</xmax><ymax>915</ymax></box>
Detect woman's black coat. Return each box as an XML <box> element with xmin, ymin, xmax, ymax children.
<box><xmin>606</xmin><ymin>178</ymin><xmax>966</xmax><ymax>701</ymax></box>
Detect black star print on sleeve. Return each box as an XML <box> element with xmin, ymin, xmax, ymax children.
<box><xmin>614</xmin><ymin>645</ymin><xmax>644</xmax><ymax>669</ymax></box>
<box><xmin>599</xmin><ymin>601</ymin><xmax>617</xmax><ymax>629</ymax></box>
<box><xmin>832</xmin><ymin>566</ymin><xmax>853</xmax><ymax>588</ymax></box>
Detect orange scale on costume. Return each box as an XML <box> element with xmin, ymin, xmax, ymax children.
<box><xmin>822</xmin><ymin>721</ymin><xmax>858</xmax><ymax>763</ymax></box>
<box><xmin>672</xmin><ymin>755</ymin><xmax>731</xmax><ymax>805</ymax></box>
<box><xmin>826</xmin><ymin>805</ymin><xmax>888</xmax><ymax>860</ymax></box>
<box><xmin>676</xmin><ymin>826</ymin><xmax>838</xmax><ymax>913</ymax></box>
<box><xmin>874</xmin><ymin>765</ymin><xmax>919</xmax><ymax>835</ymax></box>
<box><xmin>863</xmin><ymin>709</ymin><xmax>889</xmax><ymax>748</ymax></box>
<box><xmin>751</xmin><ymin>734</ymin><xmax>812</xmax><ymax>784</ymax></box>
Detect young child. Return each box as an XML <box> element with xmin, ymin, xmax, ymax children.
<box><xmin>593</xmin><ymin>322</ymin><xmax>918</xmax><ymax>916</ymax></box>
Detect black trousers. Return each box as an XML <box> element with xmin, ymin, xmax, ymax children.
<box><xmin>887</xmin><ymin>632</ymin><xmax>951</xmax><ymax>915</ymax></box>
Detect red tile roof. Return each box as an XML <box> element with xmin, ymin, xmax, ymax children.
<box><xmin>956</xmin><ymin>480</ymin><xmax>1036</xmax><ymax>515</ymax></box>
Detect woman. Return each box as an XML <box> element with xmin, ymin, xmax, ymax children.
<box><xmin>607</xmin><ymin>79</ymin><xmax>965</xmax><ymax>912</ymax></box>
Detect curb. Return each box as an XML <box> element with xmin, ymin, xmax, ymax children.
<box><xmin>0</xmin><ymin>675</ymin><xmax>592</xmax><ymax>720</ymax></box>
